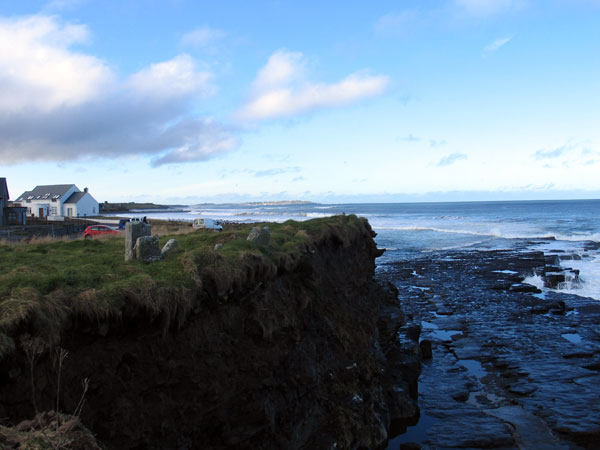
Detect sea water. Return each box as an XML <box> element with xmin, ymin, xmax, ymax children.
<box><xmin>110</xmin><ymin>200</ymin><xmax>600</xmax><ymax>301</ymax></box>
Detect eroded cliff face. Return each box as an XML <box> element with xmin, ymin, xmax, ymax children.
<box><xmin>0</xmin><ymin>218</ymin><xmax>419</xmax><ymax>449</ymax></box>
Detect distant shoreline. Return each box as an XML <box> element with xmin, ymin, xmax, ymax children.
<box><xmin>101</xmin><ymin>200</ymin><xmax>317</xmax><ymax>213</ymax></box>
<box><xmin>100</xmin><ymin>202</ymin><xmax>188</xmax><ymax>213</ymax></box>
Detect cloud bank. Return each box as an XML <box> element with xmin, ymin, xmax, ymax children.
<box><xmin>236</xmin><ymin>50</ymin><xmax>389</xmax><ymax>121</ymax></box>
<box><xmin>533</xmin><ymin>141</ymin><xmax>598</xmax><ymax>167</ymax></box>
<box><xmin>0</xmin><ymin>15</ymin><xmax>237</xmax><ymax>166</ymax></box>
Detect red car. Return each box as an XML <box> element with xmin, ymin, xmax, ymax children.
<box><xmin>84</xmin><ymin>225</ymin><xmax>119</xmax><ymax>238</ymax></box>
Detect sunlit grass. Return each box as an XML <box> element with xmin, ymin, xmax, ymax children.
<box><xmin>0</xmin><ymin>215</ymin><xmax>365</xmax><ymax>357</ymax></box>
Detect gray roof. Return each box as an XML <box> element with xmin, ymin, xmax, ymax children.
<box><xmin>17</xmin><ymin>184</ymin><xmax>77</xmax><ymax>202</ymax></box>
<box><xmin>64</xmin><ymin>191</ymin><xmax>87</xmax><ymax>204</ymax></box>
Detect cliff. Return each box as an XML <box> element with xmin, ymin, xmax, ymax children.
<box><xmin>0</xmin><ymin>216</ymin><xmax>420</xmax><ymax>449</ymax></box>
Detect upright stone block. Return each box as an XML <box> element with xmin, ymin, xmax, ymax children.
<box><xmin>247</xmin><ymin>226</ymin><xmax>271</xmax><ymax>248</ymax></box>
<box><xmin>135</xmin><ymin>235</ymin><xmax>161</xmax><ymax>263</ymax></box>
<box><xmin>125</xmin><ymin>222</ymin><xmax>151</xmax><ymax>261</ymax></box>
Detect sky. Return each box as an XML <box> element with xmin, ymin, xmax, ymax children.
<box><xmin>1</xmin><ymin>0</ymin><xmax>599</xmax><ymax>204</ymax></box>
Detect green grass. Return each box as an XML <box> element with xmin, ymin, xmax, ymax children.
<box><xmin>0</xmin><ymin>215</ymin><xmax>367</xmax><ymax>358</ymax></box>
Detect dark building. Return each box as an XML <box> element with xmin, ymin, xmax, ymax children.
<box><xmin>1</xmin><ymin>178</ymin><xmax>27</xmax><ymax>226</ymax></box>
<box><xmin>0</xmin><ymin>177</ymin><xmax>8</xmax><ymax>227</ymax></box>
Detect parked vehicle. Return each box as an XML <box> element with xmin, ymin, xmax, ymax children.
<box><xmin>84</xmin><ymin>225</ymin><xmax>119</xmax><ymax>238</ymax></box>
<box><xmin>192</xmin><ymin>218</ymin><xmax>223</xmax><ymax>231</ymax></box>
<box><xmin>118</xmin><ymin>217</ymin><xmax>148</xmax><ymax>229</ymax></box>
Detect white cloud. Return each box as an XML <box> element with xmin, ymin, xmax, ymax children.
<box><xmin>237</xmin><ymin>50</ymin><xmax>389</xmax><ymax>121</ymax></box>
<box><xmin>149</xmin><ymin>119</ymin><xmax>238</xmax><ymax>167</ymax></box>
<box><xmin>533</xmin><ymin>141</ymin><xmax>599</xmax><ymax>166</ymax></box>
<box><xmin>180</xmin><ymin>26</ymin><xmax>226</xmax><ymax>48</ymax></box>
<box><xmin>127</xmin><ymin>54</ymin><xmax>214</xmax><ymax>100</ymax></box>
<box><xmin>483</xmin><ymin>36</ymin><xmax>513</xmax><ymax>53</ymax></box>
<box><xmin>251</xmin><ymin>50</ymin><xmax>306</xmax><ymax>93</ymax></box>
<box><xmin>0</xmin><ymin>15</ymin><xmax>236</xmax><ymax>166</ymax></box>
<box><xmin>437</xmin><ymin>153</ymin><xmax>468</xmax><ymax>166</ymax></box>
<box><xmin>455</xmin><ymin>0</ymin><xmax>525</xmax><ymax>17</ymax></box>
<box><xmin>0</xmin><ymin>15</ymin><xmax>110</xmax><ymax>113</ymax></box>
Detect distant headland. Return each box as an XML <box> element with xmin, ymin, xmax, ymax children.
<box><xmin>100</xmin><ymin>202</ymin><xmax>187</xmax><ymax>213</ymax></box>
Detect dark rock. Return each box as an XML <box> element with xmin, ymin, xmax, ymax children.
<box><xmin>563</xmin><ymin>351</ymin><xmax>595</xmax><ymax>359</ymax></box>
<box><xmin>508</xmin><ymin>384</ymin><xmax>538</xmax><ymax>396</ymax></box>
<box><xmin>419</xmin><ymin>340</ymin><xmax>432</xmax><ymax>360</ymax></box>
<box><xmin>451</xmin><ymin>390</ymin><xmax>469</xmax><ymax>402</ymax></box>
<box><xmin>544</xmin><ymin>273</ymin><xmax>565</xmax><ymax>288</ymax></box>
<box><xmin>550</xmin><ymin>300</ymin><xmax>566</xmax><ymax>315</ymax></box>
<box><xmin>530</xmin><ymin>305</ymin><xmax>551</xmax><ymax>314</ymax></box>
<box><xmin>134</xmin><ymin>234</ymin><xmax>161</xmax><ymax>262</ymax></box>
<box><xmin>583</xmin><ymin>361</ymin><xmax>600</xmax><ymax>371</ymax></box>
<box><xmin>584</xmin><ymin>242</ymin><xmax>600</xmax><ymax>251</ymax></box>
<box><xmin>378</xmin><ymin>246</ymin><xmax>600</xmax><ymax>450</ymax></box>
<box><xmin>491</xmin><ymin>280</ymin><xmax>513</xmax><ymax>290</ymax></box>
<box><xmin>399</xmin><ymin>443</ymin><xmax>421</xmax><ymax>450</ymax></box>
<box><xmin>509</xmin><ymin>283</ymin><xmax>542</xmax><ymax>293</ymax></box>
<box><xmin>405</xmin><ymin>324</ymin><xmax>421</xmax><ymax>342</ymax></box>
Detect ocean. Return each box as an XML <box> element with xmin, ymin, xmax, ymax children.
<box><xmin>112</xmin><ymin>199</ymin><xmax>600</xmax><ymax>301</ymax></box>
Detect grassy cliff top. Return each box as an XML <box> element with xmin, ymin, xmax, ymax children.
<box><xmin>0</xmin><ymin>215</ymin><xmax>369</xmax><ymax>359</ymax></box>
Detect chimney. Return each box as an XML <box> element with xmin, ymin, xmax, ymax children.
<box><xmin>84</xmin><ymin>187</ymin><xmax>89</xmax><ymax>193</ymax></box>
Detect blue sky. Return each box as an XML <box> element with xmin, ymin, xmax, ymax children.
<box><xmin>1</xmin><ymin>0</ymin><xmax>599</xmax><ymax>204</ymax></box>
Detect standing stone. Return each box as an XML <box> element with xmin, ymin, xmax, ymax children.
<box><xmin>247</xmin><ymin>227</ymin><xmax>261</xmax><ymax>242</ymax></box>
<box><xmin>125</xmin><ymin>222</ymin><xmax>151</xmax><ymax>261</ymax></box>
<box><xmin>160</xmin><ymin>238</ymin><xmax>179</xmax><ymax>257</ymax></box>
<box><xmin>135</xmin><ymin>235</ymin><xmax>161</xmax><ymax>262</ymax></box>
<box><xmin>247</xmin><ymin>226</ymin><xmax>271</xmax><ymax>248</ymax></box>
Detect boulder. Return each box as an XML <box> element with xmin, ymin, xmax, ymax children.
<box><xmin>160</xmin><ymin>238</ymin><xmax>178</xmax><ymax>257</ymax></box>
<box><xmin>405</xmin><ymin>324</ymin><xmax>422</xmax><ymax>342</ymax></box>
<box><xmin>419</xmin><ymin>339</ymin><xmax>433</xmax><ymax>360</ymax></box>
<box><xmin>509</xmin><ymin>283</ymin><xmax>541</xmax><ymax>293</ymax></box>
<box><xmin>544</xmin><ymin>273</ymin><xmax>565</xmax><ymax>288</ymax></box>
<box><xmin>247</xmin><ymin>226</ymin><xmax>271</xmax><ymax>247</ymax></box>
<box><xmin>134</xmin><ymin>235</ymin><xmax>161</xmax><ymax>263</ymax></box>
<box><xmin>125</xmin><ymin>222</ymin><xmax>151</xmax><ymax>261</ymax></box>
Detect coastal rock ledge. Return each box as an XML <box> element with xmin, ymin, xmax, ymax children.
<box><xmin>0</xmin><ymin>216</ymin><xmax>420</xmax><ymax>450</ymax></box>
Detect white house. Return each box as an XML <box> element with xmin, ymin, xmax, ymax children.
<box><xmin>16</xmin><ymin>184</ymin><xmax>100</xmax><ymax>219</ymax></box>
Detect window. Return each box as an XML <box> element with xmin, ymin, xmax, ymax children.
<box><xmin>51</xmin><ymin>207</ymin><xmax>58</xmax><ymax>215</ymax></box>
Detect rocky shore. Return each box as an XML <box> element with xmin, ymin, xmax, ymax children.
<box><xmin>379</xmin><ymin>243</ymin><xmax>600</xmax><ymax>449</ymax></box>
<box><xmin>0</xmin><ymin>217</ymin><xmax>422</xmax><ymax>449</ymax></box>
